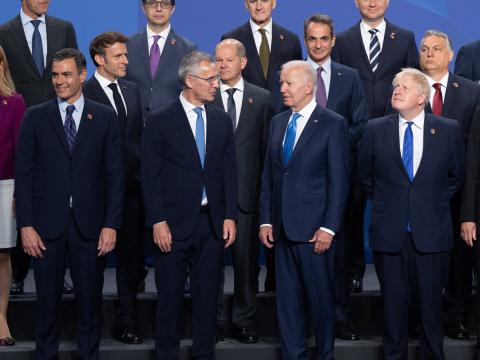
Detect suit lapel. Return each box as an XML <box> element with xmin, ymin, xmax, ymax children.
<box><xmin>212</xmin><ymin>89</ymin><xmax>224</xmax><ymax>109</ymax></box>
<box><xmin>276</xmin><ymin>112</ymin><xmax>290</xmax><ymax>168</ymax></box>
<box><xmin>176</xmin><ymin>101</ymin><xmax>203</xmax><ymax>170</ymax></box>
<box><xmin>442</xmin><ymin>73</ymin><xmax>459</xmax><ymax>119</ymax></box>
<box><xmin>269</xmin><ymin>23</ymin><xmax>283</xmax><ymax>79</ymax></box>
<box><xmin>45</xmin><ymin>15</ymin><xmax>61</xmax><ymax>77</ymax></box>
<box><xmin>351</xmin><ymin>23</ymin><xmax>372</xmax><ymax>75</ymax></box>
<box><xmin>327</xmin><ymin>62</ymin><xmax>341</xmax><ymax>109</ymax></box>
<box><xmin>12</xmin><ymin>16</ymin><xmax>41</xmax><ymax>79</ymax></box>
<box><xmin>413</xmin><ymin>114</ymin><xmax>434</xmax><ymax>181</ymax></box>
<box><xmin>153</xmin><ymin>29</ymin><xmax>177</xmax><ymax>81</ymax></box>
<box><xmin>286</xmin><ymin>109</ymin><xmax>318</xmax><ymax>166</ymax></box>
<box><xmin>236</xmin><ymin>82</ymin><xmax>255</xmax><ymax>136</ymax></box>
<box><xmin>385</xmin><ymin>115</ymin><xmax>411</xmax><ymax>181</ymax></box>
<box><xmin>72</xmin><ymin>100</ymin><xmax>93</xmax><ymax>153</ymax></box>
<box><xmin>47</xmin><ymin>100</ymin><xmax>71</xmax><ymax>156</ymax></box>
<box><xmin>376</xmin><ymin>22</ymin><xmax>395</xmax><ymax>77</ymax></box>
<box><xmin>136</xmin><ymin>30</ymin><xmax>153</xmax><ymax>82</ymax></box>
<box><xmin>89</xmin><ymin>77</ymin><xmax>112</xmax><ymax>108</ymax></box>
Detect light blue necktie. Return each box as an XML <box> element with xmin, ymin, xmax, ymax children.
<box><xmin>31</xmin><ymin>20</ymin><xmax>44</xmax><ymax>77</ymax></box>
<box><xmin>193</xmin><ymin>107</ymin><xmax>206</xmax><ymax>201</ymax></box>
<box><xmin>402</xmin><ymin>121</ymin><xmax>414</xmax><ymax>231</ymax></box>
<box><xmin>283</xmin><ymin>112</ymin><xmax>301</xmax><ymax>165</ymax></box>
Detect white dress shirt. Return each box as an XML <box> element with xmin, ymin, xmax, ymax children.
<box><xmin>399</xmin><ymin>110</ymin><xmax>425</xmax><ymax>177</ymax></box>
<box><xmin>359</xmin><ymin>19</ymin><xmax>386</xmax><ymax>60</ymax></box>
<box><xmin>94</xmin><ymin>71</ymin><xmax>128</xmax><ymax>116</ymax></box>
<box><xmin>20</xmin><ymin>8</ymin><xmax>47</xmax><ymax>66</ymax></box>
<box><xmin>250</xmin><ymin>18</ymin><xmax>273</xmax><ymax>53</ymax></box>
<box><xmin>220</xmin><ymin>77</ymin><xmax>244</xmax><ymax>127</ymax></box>
<box><xmin>147</xmin><ymin>24</ymin><xmax>170</xmax><ymax>55</ymax></box>
<box><xmin>425</xmin><ymin>72</ymin><xmax>449</xmax><ymax>109</ymax></box>
<box><xmin>306</xmin><ymin>56</ymin><xmax>332</xmax><ymax>98</ymax></box>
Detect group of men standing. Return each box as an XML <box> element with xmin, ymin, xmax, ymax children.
<box><xmin>3</xmin><ymin>0</ymin><xmax>480</xmax><ymax>360</ymax></box>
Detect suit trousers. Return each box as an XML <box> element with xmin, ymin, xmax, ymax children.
<box><xmin>217</xmin><ymin>208</ymin><xmax>258</xmax><ymax>330</ymax></box>
<box><xmin>374</xmin><ymin>233</ymin><xmax>449</xmax><ymax>360</ymax></box>
<box><xmin>34</xmin><ymin>211</ymin><xmax>104</xmax><ymax>360</ymax></box>
<box><xmin>275</xmin><ymin>226</ymin><xmax>335</xmax><ymax>360</ymax></box>
<box><xmin>155</xmin><ymin>208</ymin><xmax>224</xmax><ymax>360</ymax></box>
<box><xmin>11</xmin><ymin>232</ymin><xmax>31</xmax><ymax>282</ymax></box>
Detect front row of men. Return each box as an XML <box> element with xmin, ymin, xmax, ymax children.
<box><xmin>12</xmin><ymin>40</ymin><xmax>480</xmax><ymax>360</ymax></box>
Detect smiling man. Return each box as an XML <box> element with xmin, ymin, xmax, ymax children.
<box><xmin>15</xmin><ymin>48</ymin><xmax>124</xmax><ymax>360</ymax></box>
<box><xmin>358</xmin><ymin>67</ymin><xmax>465</xmax><ymax>359</ymax></box>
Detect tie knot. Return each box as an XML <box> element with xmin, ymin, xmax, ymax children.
<box><xmin>258</xmin><ymin>28</ymin><xmax>267</xmax><ymax>36</ymax></box>
<box><xmin>433</xmin><ymin>83</ymin><xmax>442</xmax><ymax>91</ymax></box>
<box><xmin>66</xmin><ymin>104</ymin><xmax>75</xmax><ymax>116</ymax></box>
<box><xmin>226</xmin><ymin>88</ymin><xmax>236</xmax><ymax>97</ymax></box>
<box><xmin>108</xmin><ymin>83</ymin><xmax>118</xmax><ymax>91</ymax></box>
<box><xmin>317</xmin><ymin>66</ymin><xmax>324</xmax><ymax>74</ymax></box>
<box><xmin>31</xmin><ymin>20</ymin><xmax>41</xmax><ymax>29</ymax></box>
<box><xmin>291</xmin><ymin>112</ymin><xmax>301</xmax><ymax>124</ymax></box>
<box><xmin>153</xmin><ymin>35</ymin><xmax>161</xmax><ymax>43</ymax></box>
<box><xmin>193</xmin><ymin>107</ymin><xmax>203</xmax><ymax>116</ymax></box>
<box><xmin>406</xmin><ymin>121</ymin><xmax>414</xmax><ymax>129</ymax></box>
<box><xmin>368</xmin><ymin>29</ymin><xmax>379</xmax><ymax>36</ymax></box>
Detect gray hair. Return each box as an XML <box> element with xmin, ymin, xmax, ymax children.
<box><xmin>281</xmin><ymin>60</ymin><xmax>317</xmax><ymax>91</ymax></box>
<box><xmin>215</xmin><ymin>38</ymin><xmax>247</xmax><ymax>58</ymax></box>
<box><xmin>421</xmin><ymin>29</ymin><xmax>453</xmax><ymax>53</ymax></box>
<box><xmin>178</xmin><ymin>51</ymin><xmax>215</xmax><ymax>85</ymax></box>
<box><xmin>392</xmin><ymin>67</ymin><xmax>431</xmax><ymax>107</ymax></box>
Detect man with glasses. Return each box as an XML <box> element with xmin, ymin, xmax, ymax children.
<box><xmin>126</xmin><ymin>0</ymin><xmax>197</xmax><ymax>115</ymax></box>
<box><xmin>141</xmin><ymin>51</ymin><xmax>237</xmax><ymax>360</ymax></box>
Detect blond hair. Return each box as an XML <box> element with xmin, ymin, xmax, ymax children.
<box><xmin>0</xmin><ymin>46</ymin><xmax>16</xmax><ymax>97</ymax></box>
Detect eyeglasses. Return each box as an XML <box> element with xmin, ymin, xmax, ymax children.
<box><xmin>144</xmin><ymin>1</ymin><xmax>173</xmax><ymax>10</ymax></box>
<box><xmin>190</xmin><ymin>74</ymin><xmax>220</xmax><ymax>85</ymax></box>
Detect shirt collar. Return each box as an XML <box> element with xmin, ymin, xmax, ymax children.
<box><xmin>94</xmin><ymin>71</ymin><xmax>119</xmax><ymax>91</ymax></box>
<box><xmin>295</xmin><ymin>97</ymin><xmax>317</xmax><ymax>120</ymax></box>
<box><xmin>20</xmin><ymin>8</ymin><xmax>46</xmax><ymax>26</ymax></box>
<box><xmin>249</xmin><ymin>18</ymin><xmax>273</xmax><ymax>35</ymax></box>
<box><xmin>425</xmin><ymin>72</ymin><xmax>449</xmax><ymax>89</ymax></box>
<box><xmin>146</xmin><ymin>24</ymin><xmax>171</xmax><ymax>39</ymax></box>
<box><xmin>220</xmin><ymin>77</ymin><xmax>244</xmax><ymax>94</ymax></box>
<box><xmin>180</xmin><ymin>92</ymin><xmax>205</xmax><ymax>114</ymax></box>
<box><xmin>306</xmin><ymin>56</ymin><xmax>331</xmax><ymax>74</ymax></box>
<box><xmin>399</xmin><ymin>110</ymin><xmax>425</xmax><ymax>130</ymax></box>
<box><xmin>360</xmin><ymin>19</ymin><xmax>386</xmax><ymax>34</ymax></box>
<box><xmin>57</xmin><ymin>95</ymin><xmax>85</xmax><ymax>114</ymax></box>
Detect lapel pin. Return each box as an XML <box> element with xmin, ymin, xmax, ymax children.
<box><xmin>170</xmin><ymin>38</ymin><xmax>176</xmax><ymax>45</ymax></box>
<box><xmin>313</xmin><ymin>119</ymin><xmax>318</xmax><ymax>123</ymax></box>
<box><xmin>390</xmin><ymin>32</ymin><xmax>396</xmax><ymax>40</ymax></box>
<box><xmin>430</xmin><ymin>128</ymin><xmax>436</xmax><ymax>135</ymax></box>
<box><xmin>2</xmin><ymin>100</ymin><xmax>7</xmax><ymax>105</ymax></box>
<box><xmin>87</xmin><ymin>113</ymin><xmax>93</xmax><ymax>120</ymax></box>
<box><xmin>338</xmin><ymin>72</ymin><xmax>342</xmax><ymax>76</ymax></box>
<box><xmin>453</xmin><ymin>82</ymin><xmax>459</xmax><ymax>88</ymax></box>
<box><xmin>280</xmin><ymin>34</ymin><xmax>285</xmax><ymax>40</ymax></box>
<box><xmin>248</xmin><ymin>97</ymin><xmax>255</xmax><ymax>104</ymax></box>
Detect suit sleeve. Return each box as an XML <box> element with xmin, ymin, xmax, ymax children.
<box><xmin>103</xmin><ymin>111</ymin><xmax>125</xmax><ymax>229</ymax></box>
<box><xmin>259</xmin><ymin>119</ymin><xmax>275</xmax><ymax>225</ymax></box>
<box><xmin>260</xmin><ymin>94</ymin><xmax>274</xmax><ymax>169</ymax></box>
<box><xmin>349</xmin><ymin>70</ymin><xmax>369</xmax><ymax>148</ymax></box>
<box><xmin>405</xmin><ymin>32</ymin><xmax>420</xmax><ymax>69</ymax></box>
<box><xmin>357</xmin><ymin>120</ymin><xmax>374</xmax><ymax>198</ymax></box>
<box><xmin>66</xmin><ymin>22</ymin><xmax>78</xmax><ymax>49</ymax></box>
<box><xmin>323</xmin><ymin>117</ymin><xmax>350</xmax><ymax>232</ymax></box>
<box><xmin>460</xmin><ymin>107</ymin><xmax>480</xmax><ymax>222</ymax></box>
<box><xmin>222</xmin><ymin>117</ymin><xmax>238</xmax><ymax>222</ymax></box>
<box><xmin>455</xmin><ymin>46</ymin><xmax>475</xmax><ymax>81</ymax></box>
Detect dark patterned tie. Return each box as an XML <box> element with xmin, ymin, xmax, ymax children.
<box><xmin>226</xmin><ymin>88</ymin><xmax>237</xmax><ymax>130</ymax></box>
<box><xmin>432</xmin><ymin>83</ymin><xmax>443</xmax><ymax>116</ymax></box>
<box><xmin>258</xmin><ymin>28</ymin><xmax>270</xmax><ymax>79</ymax></box>
<box><xmin>368</xmin><ymin>29</ymin><xmax>380</xmax><ymax>72</ymax></box>
<box><xmin>31</xmin><ymin>20</ymin><xmax>44</xmax><ymax>76</ymax></box>
<box><xmin>64</xmin><ymin>105</ymin><xmax>77</xmax><ymax>152</ymax></box>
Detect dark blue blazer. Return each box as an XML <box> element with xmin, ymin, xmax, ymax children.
<box><xmin>221</xmin><ymin>22</ymin><xmax>302</xmax><ymax>113</ymax></box>
<box><xmin>15</xmin><ymin>98</ymin><xmax>124</xmax><ymax>240</ymax></box>
<box><xmin>455</xmin><ymin>40</ymin><xmax>480</xmax><ymax>82</ymax></box>
<box><xmin>125</xmin><ymin>28</ymin><xmax>197</xmax><ymax>115</ymax></box>
<box><xmin>332</xmin><ymin>20</ymin><xmax>419</xmax><ymax>118</ymax></box>
<box><xmin>259</xmin><ymin>105</ymin><xmax>350</xmax><ymax>242</ymax></box>
<box><xmin>357</xmin><ymin>113</ymin><xmax>465</xmax><ymax>253</ymax></box>
<box><xmin>141</xmin><ymin>100</ymin><xmax>238</xmax><ymax>240</ymax></box>
<box><xmin>327</xmin><ymin>61</ymin><xmax>369</xmax><ymax>148</ymax></box>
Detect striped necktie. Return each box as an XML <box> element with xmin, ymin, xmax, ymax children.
<box><xmin>368</xmin><ymin>29</ymin><xmax>380</xmax><ymax>72</ymax></box>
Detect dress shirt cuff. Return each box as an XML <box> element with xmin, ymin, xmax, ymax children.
<box><xmin>260</xmin><ymin>224</ymin><xmax>272</xmax><ymax>228</ymax></box>
<box><xmin>320</xmin><ymin>227</ymin><xmax>335</xmax><ymax>236</ymax></box>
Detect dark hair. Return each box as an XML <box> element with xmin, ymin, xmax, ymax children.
<box><xmin>89</xmin><ymin>31</ymin><xmax>129</xmax><ymax>67</ymax></box>
<box><xmin>304</xmin><ymin>14</ymin><xmax>334</xmax><ymax>38</ymax></box>
<box><xmin>142</xmin><ymin>0</ymin><xmax>176</xmax><ymax>6</ymax></box>
<box><xmin>52</xmin><ymin>48</ymin><xmax>86</xmax><ymax>73</ymax></box>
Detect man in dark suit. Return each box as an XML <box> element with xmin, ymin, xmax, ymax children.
<box><xmin>419</xmin><ymin>30</ymin><xmax>480</xmax><ymax>340</ymax></box>
<box><xmin>259</xmin><ymin>61</ymin><xmax>350</xmax><ymax>360</ymax></box>
<box><xmin>212</xmin><ymin>38</ymin><xmax>272</xmax><ymax>344</ymax></box>
<box><xmin>83</xmin><ymin>31</ymin><xmax>144</xmax><ymax>345</ymax></box>
<box><xmin>125</xmin><ymin>0</ymin><xmax>197</xmax><ymax>115</ymax></box>
<box><xmin>141</xmin><ymin>51</ymin><xmax>237</xmax><ymax>360</ymax></box>
<box><xmin>331</xmin><ymin>0</ymin><xmax>419</xmax><ymax>294</ymax></box>
<box><xmin>304</xmin><ymin>13</ymin><xmax>369</xmax><ymax>341</ymax></box>
<box><xmin>222</xmin><ymin>0</ymin><xmax>302</xmax><ymax>292</ymax></box>
<box><xmin>0</xmin><ymin>0</ymin><xmax>78</xmax><ymax>295</ymax></box>
<box><xmin>15</xmin><ymin>48</ymin><xmax>124</xmax><ymax>360</ymax></box>
<box><xmin>454</xmin><ymin>40</ymin><xmax>480</xmax><ymax>82</ymax></box>
<box><xmin>358</xmin><ymin>67</ymin><xmax>465</xmax><ymax>360</ymax></box>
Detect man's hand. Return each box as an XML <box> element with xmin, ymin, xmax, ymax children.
<box><xmin>223</xmin><ymin>219</ymin><xmax>236</xmax><ymax>248</ymax></box>
<box><xmin>98</xmin><ymin>228</ymin><xmax>116</xmax><ymax>256</ymax></box>
<box><xmin>21</xmin><ymin>226</ymin><xmax>46</xmax><ymax>258</ymax></box>
<box><xmin>461</xmin><ymin>222</ymin><xmax>477</xmax><ymax>247</ymax></box>
<box><xmin>259</xmin><ymin>225</ymin><xmax>274</xmax><ymax>249</ymax></box>
<box><xmin>153</xmin><ymin>222</ymin><xmax>172</xmax><ymax>252</ymax></box>
<box><xmin>309</xmin><ymin>229</ymin><xmax>334</xmax><ymax>254</ymax></box>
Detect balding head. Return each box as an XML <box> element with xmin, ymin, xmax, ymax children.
<box><xmin>280</xmin><ymin>61</ymin><xmax>316</xmax><ymax>111</ymax></box>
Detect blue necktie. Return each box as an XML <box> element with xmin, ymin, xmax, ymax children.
<box><xmin>283</xmin><ymin>112</ymin><xmax>301</xmax><ymax>165</ymax></box>
<box><xmin>64</xmin><ymin>105</ymin><xmax>77</xmax><ymax>152</ymax></box>
<box><xmin>193</xmin><ymin>107</ymin><xmax>206</xmax><ymax>201</ymax></box>
<box><xmin>31</xmin><ymin>20</ymin><xmax>44</xmax><ymax>77</ymax></box>
<box><xmin>402</xmin><ymin>121</ymin><xmax>413</xmax><ymax>232</ymax></box>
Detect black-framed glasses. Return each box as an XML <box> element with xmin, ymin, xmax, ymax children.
<box><xmin>144</xmin><ymin>1</ymin><xmax>173</xmax><ymax>10</ymax></box>
<box><xmin>190</xmin><ymin>74</ymin><xmax>220</xmax><ymax>85</ymax></box>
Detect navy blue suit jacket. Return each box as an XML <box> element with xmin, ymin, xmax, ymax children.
<box><xmin>357</xmin><ymin>113</ymin><xmax>465</xmax><ymax>253</ymax></box>
<box><xmin>327</xmin><ymin>61</ymin><xmax>369</xmax><ymax>148</ymax></box>
<box><xmin>221</xmin><ymin>22</ymin><xmax>302</xmax><ymax>113</ymax></box>
<box><xmin>454</xmin><ymin>40</ymin><xmax>480</xmax><ymax>82</ymax></box>
<box><xmin>259</xmin><ymin>104</ymin><xmax>350</xmax><ymax>242</ymax></box>
<box><xmin>125</xmin><ymin>28</ymin><xmax>197</xmax><ymax>115</ymax></box>
<box><xmin>332</xmin><ymin>20</ymin><xmax>419</xmax><ymax>118</ymax></box>
<box><xmin>141</xmin><ymin>100</ymin><xmax>238</xmax><ymax>240</ymax></box>
<box><xmin>15</xmin><ymin>98</ymin><xmax>124</xmax><ymax>240</ymax></box>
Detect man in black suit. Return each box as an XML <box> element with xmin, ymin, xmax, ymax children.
<box><xmin>304</xmin><ymin>13</ymin><xmax>369</xmax><ymax>341</ymax></box>
<box><xmin>83</xmin><ymin>31</ymin><xmax>144</xmax><ymax>345</ymax></box>
<box><xmin>15</xmin><ymin>48</ymin><xmax>124</xmax><ymax>360</ymax></box>
<box><xmin>125</xmin><ymin>0</ymin><xmax>197</xmax><ymax>115</ymax></box>
<box><xmin>455</xmin><ymin>40</ymin><xmax>480</xmax><ymax>82</ymax></box>
<box><xmin>419</xmin><ymin>29</ymin><xmax>480</xmax><ymax>340</ymax></box>
<box><xmin>222</xmin><ymin>0</ymin><xmax>302</xmax><ymax>292</ymax></box>
<box><xmin>0</xmin><ymin>0</ymin><xmax>78</xmax><ymax>295</ymax></box>
<box><xmin>212</xmin><ymin>38</ymin><xmax>272</xmax><ymax>343</ymax></box>
<box><xmin>331</xmin><ymin>0</ymin><xmax>419</xmax><ymax>293</ymax></box>
<box><xmin>141</xmin><ymin>51</ymin><xmax>237</xmax><ymax>360</ymax></box>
